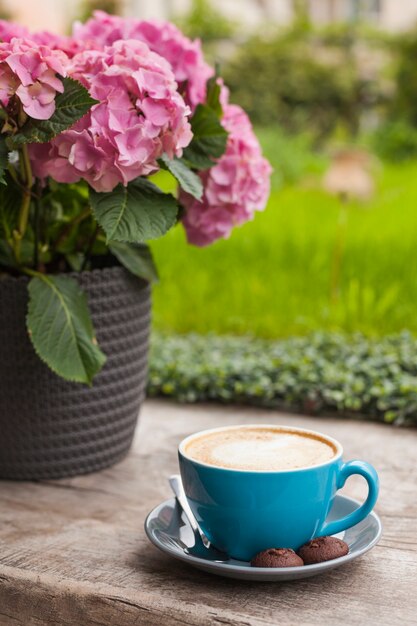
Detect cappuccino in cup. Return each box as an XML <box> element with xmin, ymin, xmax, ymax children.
<box><xmin>179</xmin><ymin>423</ymin><xmax>379</xmax><ymax>560</ymax></box>
<box><xmin>184</xmin><ymin>426</ymin><xmax>337</xmax><ymax>471</ymax></box>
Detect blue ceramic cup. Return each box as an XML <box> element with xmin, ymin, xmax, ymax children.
<box><xmin>179</xmin><ymin>424</ymin><xmax>379</xmax><ymax>561</ymax></box>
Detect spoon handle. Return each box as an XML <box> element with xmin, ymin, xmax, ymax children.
<box><xmin>169</xmin><ymin>474</ymin><xmax>211</xmax><ymax>548</ymax></box>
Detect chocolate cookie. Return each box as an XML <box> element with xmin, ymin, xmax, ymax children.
<box><xmin>251</xmin><ymin>548</ymin><xmax>304</xmax><ymax>568</ymax></box>
<box><xmin>297</xmin><ymin>536</ymin><xmax>349</xmax><ymax>564</ymax></box>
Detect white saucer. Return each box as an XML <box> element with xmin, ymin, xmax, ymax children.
<box><xmin>145</xmin><ymin>494</ymin><xmax>382</xmax><ymax>581</ymax></box>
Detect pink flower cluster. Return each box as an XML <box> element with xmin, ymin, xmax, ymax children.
<box><xmin>180</xmin><ymin>104</ymin><xmax>272</xmax><ymax>246</ymax></box>
<box><xmin>0</xmin><ymin>37</ymin><xmax>67</xmax><ymax>120</ymax></box>
<box><xmin>65</xmin><ymin>12</ymin><xmax>271</xmax><ymax>242</ymax></box>
<box><xmin>0</xmin><ymin>19</ymin><xmax>30</xmax><ymax>42</ymax></box>
<box><xmin>30</xmin><ymin>40</ymin><xmax>192</xmax><ymax>192</ymax></box>
<box><xmin>0</xmin><ymin>19</ymin><xmax>84</xmax><ymax>57</ymax></box>
<box><xmin>31</xmin><ymin>31</ymin><xmax>84</xmax><ymax>58</ymax></box>
<box><xmin>0</xmin><ymin>13</ymin><xmax>272</xmax><ymax>246</ymax></box>
<box><xmin>72</xmin><ymin>11</ymin><xmax>214</xmax><ymax>109</ymax></box>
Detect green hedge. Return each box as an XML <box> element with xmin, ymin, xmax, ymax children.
<box><xmin>371</xmin><ymin>119</ymin><xmax>417</xmax><ymax>161</ymax></box>
<box><xmin>223</xmin><ymin>27</ymin><xmax>385</xmax><ymax>141</ymax></box>
<box><xmin>148</xmin><ymin>333</ymin><xmax>417</xmax><ymax>426</ymax></box>
<box><xmin>390</xmin><ymin>28</ymin><xmax>417</xmax><ymax>126</ymax></box>
<box><xmin>175</xmin><ymin>0</ymin><xmax>236</xmax><ymax>42</ymax></box>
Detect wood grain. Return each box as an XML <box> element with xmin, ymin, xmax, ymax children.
<box><xmin>0</xmin><ymin>400</ymin><xmax>416</xmax><ymax>626</ymax></box>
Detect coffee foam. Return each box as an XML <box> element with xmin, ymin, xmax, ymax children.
<box><xmin>184</xmin><ymin>427</ymin><xmax>337</xmax><ymax>471</ymax></box>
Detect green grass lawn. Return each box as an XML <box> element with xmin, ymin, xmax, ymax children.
<box><xmin>150</xmin><ymin>132</ymin><xmax>417</xmax><ymax>338</ymax></box>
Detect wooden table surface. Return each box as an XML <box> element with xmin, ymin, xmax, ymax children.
<box><xmin>0</xmin><ymin>400</ymin><xmax>415</xmax><ymax>626</ymax></box>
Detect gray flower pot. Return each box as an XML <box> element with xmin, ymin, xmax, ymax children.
<box><xmin>0</xmin><ymin>266</ymin><xmax>151</xmax><ymax>480</ymax></box>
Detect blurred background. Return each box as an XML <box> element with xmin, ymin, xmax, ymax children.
<box><xmin>6</xmin><ymin>0</ymin><xmax>417</xmax><ymax>340</ymax></box>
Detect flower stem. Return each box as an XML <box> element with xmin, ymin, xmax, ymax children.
<box><xmin>81</xmin><ymin>223</ymin><xmax>99</xmax><ymax>272</ymax></box>
<box><xmin>14</xmin><ymin>145</ymin><xmax>33</xmax><ymax>264</ymax></box>
<box><xmin>33</xmin><ymin>194</ymin><xmax>40</xmax><ymax>270</ymax></box>
<box><xmin>53</xmin><ymin>206</ymin><xmax>92</xmax><ymax>252</ymax></box>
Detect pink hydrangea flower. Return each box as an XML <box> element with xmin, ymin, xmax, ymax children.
<box><xmin>180</xmin><ymin>104</ymin><xmax>272</xmax><ymax>246</ymax></box>
<box><xmin>30</xmin><ymin>39</ymin><xmax>192</xmax><ymax>192</ymax></box>
<box><xmin>0</xmin><ymin>20</ymin><xmax>30</xmax><ymax>42</ymax></box>
<box><xmin>31</xmin><ymin>31</ymin><xmax>85</xmax><ymax>58</ymax></box>
<box><xmin>72</xmin><ymin>11</ymin><xmax>214</xmax><ymax>109</ymax></box>
<box><xmin>0</xmin><ymin>38</ymin><xmax>67</xmax><ymax>120</ymax></box>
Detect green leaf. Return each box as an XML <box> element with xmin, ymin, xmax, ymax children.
<box><xmin>205</xmin><ymin>76</ymin><xmax>223</xmax><ymax>117</ymax></box>
<box><xmin>0</xmin><ymin>238</ymin><xmax>34</xmax><ymax>269</ymax></box>
<box><xmin>109</xmin><ymin>241</ymin><xmax>159</xmax><ymax>283</ymax></box>
<box><xmin>10</xmin><ymin>78</ymin><xmax>97</xmax><ymax>146</ymax></box>
<box><xmin>0</xmin><ymin>135</ymin><xmax>9</xmax><ymax>184</ymax></box>
<box><xmin>159</xmin><ymin>154</ymin><xmax>203</xmax><ymax>200</ymax></box>
<box><xmin>90</xmin><ymin>177</ymin><xmax>178</xmax><ymax>243</ymax></box>
<box><xmin>0</xmin><ymin>239</ymin><xmax>15</xmax><ymax>268</ymax></box>
<box><xmin>27</xmin><ymin>275</ymin><xmax>106</xmax><ymax>385</ymax></box>
<box><xmin>65</xmin><ymin>252</ymin><xmax>84</xmax><ymax>272</ymax></box>
<box><xmin>0</xmin><ymin>173</ymin><xmax>20</xmax><ymax>240</ymax></box>
<box><xmin>182</xmin><ymin>104</ymin><xmax>228</xmax><ymax>170</ymax></box>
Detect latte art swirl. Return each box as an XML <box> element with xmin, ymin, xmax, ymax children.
<box><xmin>184</xmin><ymin>427</ymin><xmax>336</xmax><ymax>471</ymax></box>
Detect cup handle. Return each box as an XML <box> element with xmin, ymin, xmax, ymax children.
<box><xmin>318</xmin><ymin>460</ymin><xmax>379</xmax><ymax>537</ymax></box>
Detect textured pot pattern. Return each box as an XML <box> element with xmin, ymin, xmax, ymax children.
<box><xmin>0</xmin><ymin>267</ymin><xmax>151</xmax><ymax>479</ymax></box>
